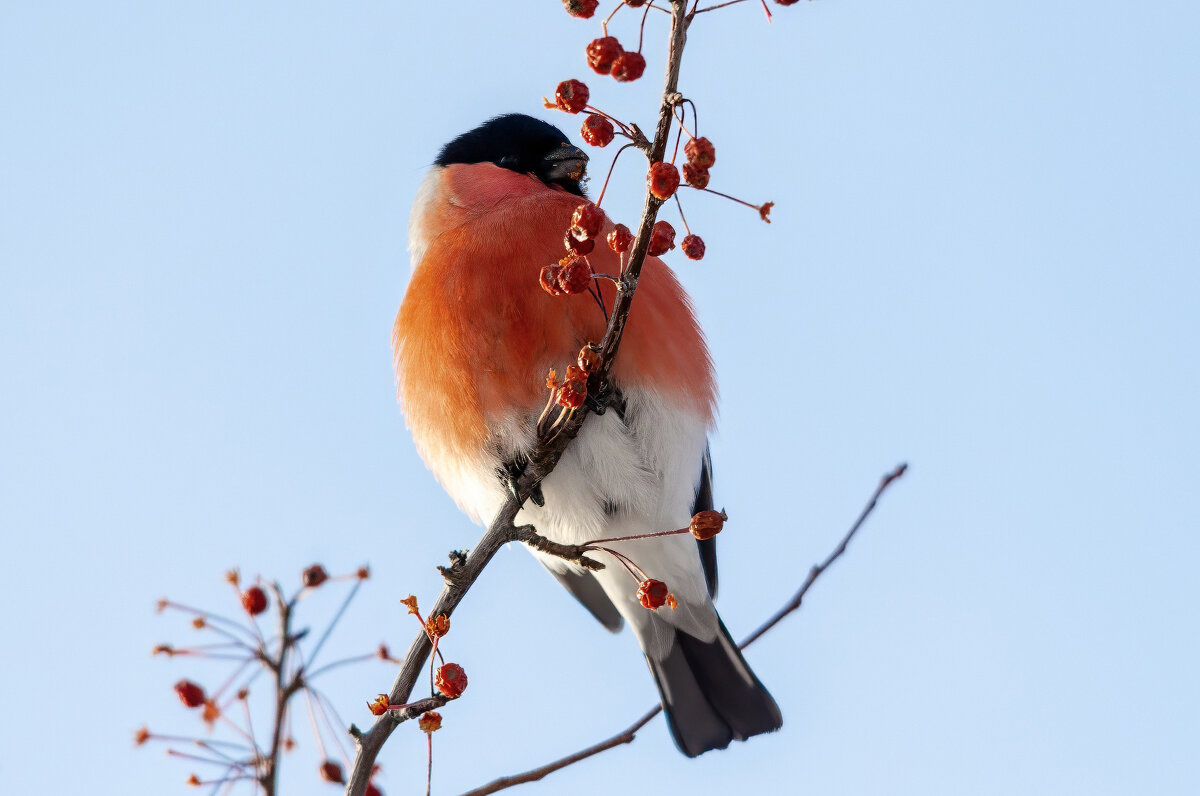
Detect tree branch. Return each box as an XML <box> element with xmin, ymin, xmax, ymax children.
<box><xmin>458</xmin><ymin>463</ymin><xmax>908</xmax><ymax>796</ymax></box>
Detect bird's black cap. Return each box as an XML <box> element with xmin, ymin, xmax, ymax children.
<box><xmin>435</xmin><ymin>113</ymin><xmax>588</xmax><ymax>196</ymax></box>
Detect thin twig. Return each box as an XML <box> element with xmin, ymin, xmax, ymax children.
<box><xmin>458</xmin><ymin>463</ymin><xmax>908</xmax><ymax>796</ymax></box>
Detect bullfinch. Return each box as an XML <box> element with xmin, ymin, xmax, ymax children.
<box><xmin>393</xmin><ymin>113</ymin><xmax>782</xmax><ymax>756</ymax></box>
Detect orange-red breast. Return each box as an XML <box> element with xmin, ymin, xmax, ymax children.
<box><xmin>394</xmin><ymin>114</ymin><xmax>781</xmax><ymax>756</ymax></box>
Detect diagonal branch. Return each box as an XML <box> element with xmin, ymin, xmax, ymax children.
<box><xmin>458</xmin><ymin>463</ymin><xmax>908</xmax><ymax>796</ymax></box>
<box><xmin>342</xmin><ymin>4</ymin><xmax>693</xmax><ymax>795</ymax></box>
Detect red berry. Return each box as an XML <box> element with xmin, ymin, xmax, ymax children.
<box><xmin>434</xmin><ymin>663</ymin><xmax>469</xmax><ymax>699</ymax></box>
<box><xmin>647</xmin><ymin>161</ymin><xmax>680</xmax><ymax>200</ymax></box>
<box><xmin>564</xmin><ymin>231</ymin><xmax>595</xmax><ymax>256</ymax></box>
<box><xmin>540</xmin><ymin>264</ymin><xmax>564</xmax><ymax>296</ymax></box>
<box><xmin>571</xmin><ymin>202</ymin><xmax>604</xmax><ymax>239</ymax></box>
<box><xmin>611</xmin><ymin>52</ymin><xmax>646</xmax><ymax>82</ymax></box>
<box><xmin>577</xmin><ymin>345</ymin><xmax>601</xmax><ymax>374</ymax></box>
<box><xmin>240</xmin><ymin>586</ymin><xmax>268</xmax><ymax>616</ymax></box>
<box><xmin>557</xmin><ymin>257</ymin><xmax>592</xmax><ymax>295</ymax></box>
<box><xmin>682</xmin><ymin>162</ymin><xmax>710</xmax><ymax>189</ymax></box>
<box><xmin>557</xmin><ymin>379</ymin><xmax>588</xmax><ymax>409</ymax></box>
<box><xmin>637</xmin><ymin>579</ymin><xmax>669</xmax><ymax>610</ymax></box>
<box><xmin>563</xmin><ymin>0</ymin><xmax>599</xmax><ymax>17</ymax></box>
<box><xmin>684</xmin><ymin>136</ymin><xmax>716</xmax><ymax>168</ymax></box>
<box><xmin>301</xmin><ymin>564</ymin><xmax>328</xmax><ymax>588</ymax></box>
<box><xmin>586</xmin><ymin>37</ymin><xmax>623</xmax><ymax>75</ymax></box>
<box><xmin>174</xmin><ymin>680</ymin><xmax>206</xmax><ymax>709</ymax></box>
<box><xmin>319</xmin><ymin>761</ymin><xmax>346</xmax><ymax>784</ymax></box>
<box><xmin>607</xmin><ymin>224</ymin><xmax>634</xmax><ymax>253</ymax></box>
<box><xmin>774</xmin><ymin>0</ymin><xmax>802</xmax><ymax>4</ymax></box>
<box><xmin>625</xmin><ymin>0</ymin><xmax>647</xmax><ymax>6</ymax></box>
<box><xmin>554</xmin><ymin>79</ymin><xmax>590</xmax><ymax>114</ymax></box>
<box><xmin>681</xmin><ymin>234</ymin><xmax>706</xmax><ymax>261</ymax></box>
<box><xmin>648</xmin><ymin>220</ymin><xmax>676</xmax><ymax>256</ymax></box>
<box><xmin>689</xmin><ymin>509</ymin><xmax>725</xmax><ymax>539</ymax></box>
<box><xmin>366</xmin><ymin>784</ymin><xmax>383</xmax><ymax>796</ymax></box>
<box><xmin>418</xmin><ymin>711</ymin><xmax>443</xmax><ymax>733</ymax></box>
<box><xmin>581</xmin><ymin>114</ymin><xmax>615</xmax><ymax>147</ymax></box>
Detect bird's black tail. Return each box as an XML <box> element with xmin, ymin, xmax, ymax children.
<box><xmin>646</xmin><ymin>617</ymin><xmax>782</xmax><ymax>757</ymax></box>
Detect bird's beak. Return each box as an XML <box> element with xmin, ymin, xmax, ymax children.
<box><xmin>540</xmin><ymin>142</ymin><xmax>589</xmax><ymax>184</ymax></box>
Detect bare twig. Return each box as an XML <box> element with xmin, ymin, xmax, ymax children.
<box><xmin>459</xmin><ymin>463</ymin><xmax>908</xmax><ymax>796</ymax></box>
<box><xmin>343</xmin><ymin>5</ymin><xmax>694</xmax><ymax>795</ymax></box>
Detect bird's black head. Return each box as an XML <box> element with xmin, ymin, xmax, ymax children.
<box><xmin>435</xmin><ymin>113</ymin><xmax>588</xmax><ymax>197</ymax></box>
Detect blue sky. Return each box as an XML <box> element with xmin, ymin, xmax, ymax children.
<box><xmin>2</xmin><ymin>1</ymin><xmax>1197</xmax><ymax>794</ymax></box>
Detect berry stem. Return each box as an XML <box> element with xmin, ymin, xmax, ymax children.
<box><xmin>638</xmin><ymin>1</ymin><xmax>654</xmax><ymax>52</ymax></box>
<box><xmin>584</xmin><ymin>105</ymin><xmax>633</xmax><ymax>137</ymax></box>
<box><xmin>589</xmin><ymin>526</ymin><xmax>691</xmax><ymax>544</ymax></box>
<box><xmin>602</xmin><ymin>0</ymin><xmax>623</xmax><ymax>36</ymax></box>
<box><xmin>594</xmin><ymin>142</ymin><xmax>638</xmax><ymax>208</ymax></box>
<box><xmin>696</xmin><ymin>185</ymin><xmax>773</xmax><ymax>220</ymax></box>
<box><xmin>674</xmin><ymin>193</ymin><xmax>692</xmax><ymax>235</ymax></box>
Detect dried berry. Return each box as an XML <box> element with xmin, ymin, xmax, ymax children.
<box><xmin>681</xmin><ymin>234</ymin><xmax>706</xmax><ymax>261</ymax></box>
<box><xmin>684</xmin><ymin>136</ymin><xmax>716</xmax><ymax>169</ymax></box>
<box><xmin>586</xmin><ymin>37</ymin><xmax>623</xmax><ymax>75</ymax></box>
<box><xmin>624</xmin><ymin>0</ymin><xmax>647</xmax><ymax>6</ymax></box>
<box><xmin>557</xmin><ymin>257</ymin><xmax>592</xmax><ymax>295</ymax></box>
<box><xmin>174</xmin><ymin>680</ymin><xmax>206</xmax><ymax>709</ymax></box>
<box><xmin>301</xmin><ymin>564</ymin><xmax>328</xmax><ymax>588</ymax></box>
<box><xmin>564</xmin><ymin>231</ymin><xmax>596</xmax><ymax>256</ymax></box>
<box><xmin>434</xmin><ymin>663</ymin><xmax>468</xmax><ymax>698</ymax></box>
<box><xmin>611</xmin><ymin>51</ymin><xmax>646</xmax><ymax>82</ymax></box>
<box><xmin>647</xmin><ymin>161</ymin><xmax>680</xmax><ymax>200</ymax></box>
<box><xmin>689</xmin><ymin>509</ymin><xmax>724</xmax><ymax>539</ymax></box>
<box><xmin>419</xmin><ymin>712</ymin><xmax>443</xmax><ymax>733</ymax></box>
<box><xmin>581</xmin><ymin>114</ymin><xmax>615</xmax><ymax>147</ymax></box>
<box><xmin>400</xmin><ymin>595</ymin><xmax>419</xmax><ymax>615</ymax></box>
<box><xmin>564</xmin><ymin>364</ymin><xmax>586</xmax><ymax>383</ymax></box>
<box><xmin>682</xmin><ymin>162</ymin><xmax>710</xmax><ymax>189</ymax></box>
<box><xmin>540</xmin><ymin>264</ymin><xmax>565</xmax><ymax>296</ymax></box>
<box><xmin>577</xmin><ymin>346</ymin><xmax>601</xmax><ymax>374</ymax></box>
<box><xmin>134</xmin><ymin>726</ymin><xmax>151</xmax><ymax>746</ymax></box>
<box><xmin>240</xmin><ymin>586</ymin><xmax>268</xmax><ymax>616</ymax></box>
<box><xmin>637</xmin><ymin>579</ymin><xmax>669</xmax><ymax>610</ymax></box>
<box><xmin>367</xmin><ymin>694</ymin><xmax>389</xmax><ymax>716</ymax></box>
<box><xmin>648</xmin><ymin>220</ymin><xmax>676</xmax><ymax>256</ymax></box>
<box><xmin>558</xmin><ymin>379</ymin><xmax>587</xmax><ymax>409</ymax></box>
<box><xmin>571</xmin><ymin>202</ymin><xmax>605</xmax><ymax>239</ymax></box>
<box><xmin>563</xmin><ymin>0</ymin><xmax>599</xmax><ymax>17</ymax></box>
<box><xmin>425</xmin><ymin>613</ymin><xmax>450</xmax><ymax>639</ymax></box>
<box><xmin>554</xmin><ymin>79</ymin><xmax>590</xmax><ymax>114</ymax></box>
<box><xmin>607</xmin><ymin>223</ymin><xmax>634</xmax><ymax>253</ymax></box>
<box><xmin>320</xmin><ymin>761</ymin><xmax>346</xmax><ymax>784</ymax></box>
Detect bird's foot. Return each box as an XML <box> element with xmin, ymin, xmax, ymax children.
<box><xmin>497</xmin><ymin>457</ymin><xmax>545</xmax><ymax>507</ymax></box>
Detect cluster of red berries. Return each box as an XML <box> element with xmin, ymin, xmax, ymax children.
<box><xmin>585</xmin><ymin>35</ymin><xmax>646</xmax><ymax>83</ymax></box>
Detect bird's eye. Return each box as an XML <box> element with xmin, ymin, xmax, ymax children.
<box><xmin>498</xmin><ymin>155</ymin><xmax>519</xmax><ymax>170</ymax></box>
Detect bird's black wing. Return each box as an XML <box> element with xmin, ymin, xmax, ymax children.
<box><xmin>544</xmin><ymin>564</ymin><xmax>623</xmax><ymax>632</ymax></box>
<box><xmin>693</xmin><ymin>444</ymin><xmax>718</xmax><ymax>598</ymax></box>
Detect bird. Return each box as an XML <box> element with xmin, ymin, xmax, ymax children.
<box><xmin>393</xmin><ymin>112</ymin><xmax>781</xmax><ymax>756</ymax></box>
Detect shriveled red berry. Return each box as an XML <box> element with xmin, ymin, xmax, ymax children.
<box><xmin>366</xmin><ymin>784</ymin><xmax>383</xmax><ymax>796</ymax></box>
<box><xmin>624</xmin><ymin>0</ymin><xmax>647</xmax><ymax>6</ymax></box>
<box><xmin>647</xmin><ymin>161</ymin><xmax>680</xmax><ymax>200</ymax></box>
<box><xmin>581</xmin><ymin>114</ymin><xmax>615</xmax><ymax>147</ymax></box>
<box><xmin>557</xmin><ymin>257</ymin><xmax>592</xmax><ymax>295</ymax></box>
<box><xmin>684</xmin><ymin>136</ymin><xmax>716</xmax><ymax>168</ymax></box>
<box><xmin>174</xmin><ymin>680</ymin><xmax>206</xmax><ymax>709</ymax></box>
<box><xmin>554</xmin><ymin>79</ymin><xmax>590</xmax><ymax>114</ymax></box>
<box><xmin>586</xmin><ymin>37</ymin><xmax>623</xmax><ymax>75</ymax></box>
<box><xmin>681</xmin><ymin>234</ymin><xmax>706</xmax><ymax>261</ymax></box>
<box><xmin>577</xmin><ymin>345</ymin><xmax>600</xmax><ymax>374</ymax></box>
<box><xmin>648</xmin><ymin>220</ymin><xmax>676</xmax><ymax>256</ymax></box>
<box><xmin>689</xmin><ymin>509</ymin><xmax>724</xmax><ymax>539</ymax></box>
<box><xmin>540</xmin><ymin>264</ymin><xmax>565</xmax><ymax>296</ymax></box>
<box><xmin>320</xmin><ymin>760</ymin><xmax>346</xmax><ymax>784</ymax></box>
<box><xmin>564</xmin><ymin>231</ymin><xmax>595</xmax><ymax>256</ymax></box>
<box><xmin>564</xmin><ymin>0</ymin><xmax>599</xmax><ymax>17</ymax></box>
<box><xmin>301</xmin><ymin>564</ymin><xmax>328</xmax><ymax>588</ymax></box>
<box><xmin>557</xmin><ymin>379</ymin><xmax>587</xmax><ymax>409</ymax></box>
<box><xmin>419</xmin><ymin>712</ymin><xmax>443</xmax><ymax>733</ymax></box>
<box><xmin>571</xmin><ymin>202</ymin><xmax>604</xmax><ymax>239</ymax></box>
<box><xmin>240</xmin><ymin>586</ymin><xmax>268</xmax><ymax>616</ymax></box>
<box><xmin>434</xmin><ymin>663</ymin><xmax>468</xmax><ymax>699</ymax></box>
<box><xmin>611</xmin><ymin>52</ymin><xmax>646</xmax><ymax>82</ymax></box>
<box><xmin>637</xmin><ymin>579</ymin><xmax>669</xmax><ymax>610</ymax></box>
<box><xmin>682</xmin><ymin>162</ymin><xmax>710</xmax><ymax>189</ymax></box>
<box><xmin>603</xmin><ymin>225</ymin><xmax>630</xmax><ymax>254</ymax></box>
